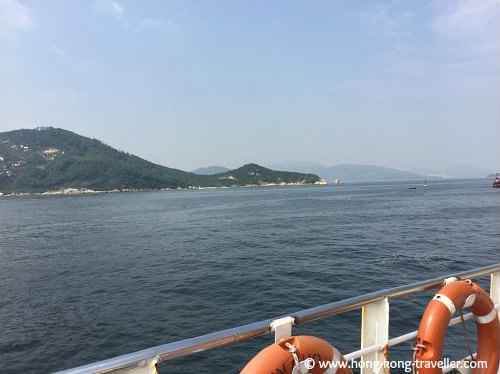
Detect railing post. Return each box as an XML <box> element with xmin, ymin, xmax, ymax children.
<box><xmin>491</xmin><ymin>271</ymin><xmax>500</xmax><ymax>310</ymax></box>
<box><xmin>361</xmin><ymin>297</ymin><xmax>389</xmax><ymax>374</ymax></box>
<box><xmin>118</xmin><ymin>358</ymin><xmax>158</xmax><ymax>374</ymax></box>
<box><xmin>270</xmin><ymin>316</ymin><xmax>295</xmax><ymax>343</ymax></box>
<box><xmin>490</xmin><ymin>271</ymin><xmax>500</xmax><ymax>374</ymax></box>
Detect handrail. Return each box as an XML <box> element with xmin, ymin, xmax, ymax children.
<box><xmin>54</xmin><ymin>263</ymin><xmax>500</xmax><ymax>374</ymax></box>
<box><xmin>344</xmin><ymin>304</ymin><xmax>500</xmax><ymax>361</ymax></box>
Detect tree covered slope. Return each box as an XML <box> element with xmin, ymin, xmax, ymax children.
<box><xmin>0</xmin><ymin>128</ymin><xmax>323</xmax><ymax>193</ymax></box>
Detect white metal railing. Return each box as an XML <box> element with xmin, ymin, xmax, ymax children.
<box><xmin>53</xmin><ymin>263</ymin><xmax>500</xmax><ymax>374</ymax></box>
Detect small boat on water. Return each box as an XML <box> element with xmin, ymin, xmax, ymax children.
<box><xmin>423</xmin><ymin>179</ymin><xmax>428</xmax><ymax>187</ymax></box>
<box><xmin>333</xmin><ymin>178</ymin><xmax>343</xmax><ymax>186</ymax></box>
<box><xmin>493</xmin><ymin>174</ymin><xmax>500</xmax><ymax>188</ymax></box>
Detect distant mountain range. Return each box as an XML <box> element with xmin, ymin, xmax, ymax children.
<box><xmin>0</xmin><ymin>128</ymin><xmax>323</xmax><ymax>194</ymax></box>
<box><xmin>267</xmin><ymin>161</ymin><xmax>496</xmax><ymax>182</ymax></box>
<box><xmin>188</xmin><ymin>161</ymin><xmax>498</xmax><ymax>182</ymax></box>
<box><xmin>409</xmin><ymin>166</ymin><xmax>493</xmax><ymax>179</ymax></box>
<box><xmin>2</xmin><ymin>128</ymin><xmax>493</xmax><ymax>194</ymax></box>
<box><xmin>268</xmin><ymin>162</ymin><xmax>427</xmax><ymax>182</ymax></box>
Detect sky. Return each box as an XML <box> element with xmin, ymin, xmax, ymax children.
<box><xmin>1</xmin><ymin>0</ymin><xmax>499</xmax><ymax>172</ymax></box>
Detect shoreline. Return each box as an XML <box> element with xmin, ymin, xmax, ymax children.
<box><xmin>0</xmin><ymin>180</ymin><xmax>327</xmax><ymax>198</ymax></box>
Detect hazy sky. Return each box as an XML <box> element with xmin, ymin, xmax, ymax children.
<box><xmin>1</xmin><ymin>0</ymin><xmax>499</xmax><ymax>171</ymax></box>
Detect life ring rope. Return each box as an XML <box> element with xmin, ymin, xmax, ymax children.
<box><xmin>285</xmin><ymin>342</ymin><xmax>301</xmax><ymax>371</ymax></box>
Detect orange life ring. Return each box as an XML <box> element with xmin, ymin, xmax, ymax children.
<box><xmin>414</xmin><ymin>279</ymin><xmax>500</xmax><ymax>373</ymax></box>
<box><xmin>240</xmin><ymin>335</ymin><xmax>352</xmax><ymax>374</ymax></box>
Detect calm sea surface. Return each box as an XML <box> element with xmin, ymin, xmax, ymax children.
<box><xmin>1</xmin><ymin>179</ymin><xmax>499</xmax><ymax>373</ymax></box>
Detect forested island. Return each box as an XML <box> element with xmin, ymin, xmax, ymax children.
<box><xmin>0</xmin><ymin>128</ymin><xmax>324</xmax><ymax>194</ymax></box>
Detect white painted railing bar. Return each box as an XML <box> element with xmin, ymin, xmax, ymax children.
<box><xmin>53</xmin><ymin>263</ymin><xmax>500</xmax><ymax>374</ymax></box>
<box><xmin>345</xmin><ymin>311</ymin><xmax>475</xmax><ymax>361</ymax></box>
<box><xmin>341</xmin><ymin>304</ymin><xmax>500</xmax><ymax>362</ymax></box>
<box><xmin>293</xmin><ymin>263</ymin><xmax>500</xmax><ymax>325</ymax></box>
<box><xmin>388</xmin><ymin>330</ymin><xmax>418</xmax><ymax>348</ymax></box>
<box><xmin>344</xmin><ymin>344</ymin><xmax>385</xmax><ymax>361</ymax></box>
<box><xmin>54</xmin><ymin>320</ymin><xmax>273</xmax><ymax>374</ymax></box>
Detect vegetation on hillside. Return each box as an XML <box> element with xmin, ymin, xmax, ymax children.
<box><xmin>0</xmin><ymin>127</ymin><xmax>323</xmax><ymax>193</ymax></box>
<box><xmin>216</xmin><ymin>164</ymin><xmax>320</xmax><ymax>185</ymax></box>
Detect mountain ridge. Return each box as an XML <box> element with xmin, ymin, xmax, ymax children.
<box><xmin>269</xmin><ymin>161</ymin><xmax>496</xmax><ymax>181</ymax></box>
<box><xmin>191</xmin><ymin>166</ymin><xmax>230</xmax><ymax>175</ymax></box>
<box><xmin>268</xmin><ymin>162</ymin><xmax>427</xmax><ymax>182</ymax></box>
<box><xmin>0</xmin><ymin>128</ymin><xmax>323</xmax><ymax>193</ymax></box>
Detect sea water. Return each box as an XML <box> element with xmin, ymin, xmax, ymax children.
<box><xmin>0</xmin><ymin>179</ymin><xmax>498</xmax><ymax>373</ymax></box>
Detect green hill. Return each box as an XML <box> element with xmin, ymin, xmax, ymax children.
<box><xmin>216</xmin><ymin>164</ymin><xmax>320</xmax><ymax>185</ymax></box>
<box><xmin>0</xmin><ymin>127</ymin><xmax>324</xmax><ymax>193</ymax></box>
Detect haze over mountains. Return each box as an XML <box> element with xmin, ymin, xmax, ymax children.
<box><xmin>1</xmin><ymin>128</ymin><xmax>495</xmax><ymax>195</ymax></box>
<box><xmin>194</xmin><ymin>161</ymin><xmax>495</xmax><ymax>181</ymax></box>
<box><xmin>268</xmin><ymin>162</ymin><xmax>425</xmax><ymax>182</ymax></box>
<box><xmin>267</xmin><ymin>162</ymin><xmax>494</xmax><ymax>181</ymax></box>
<box><xmin>409</xmin><ymin>166</ymin><xmax>493</xmax><ymax>179</ymax></box>
<box><xmin>191</xmin><ymin>166</ymin><xmax>230</xmax><ymax>175</ymax></box>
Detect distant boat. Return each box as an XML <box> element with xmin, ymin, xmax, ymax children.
<box><xmin>333</xmin><ymin>178</ymin><xmax>343</xmax><ymax>186</ymax></box>
<box><xmin>493</xmin><ymin>174</ymin><xmax>500</xmax><ymax>188</ymax></box>
<box><xmin>423</xmin><ymin>179</ymin><xmax>428</xmax><ymax>187</ymax></box>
